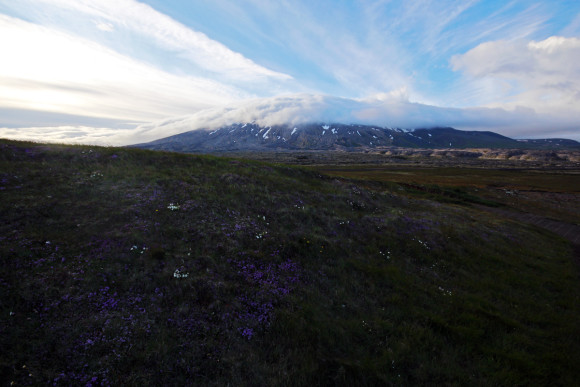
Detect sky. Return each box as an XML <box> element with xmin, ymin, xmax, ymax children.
<box><xmin>0</xmin><ymin>0</ymin><xmax>579</xmax><ymax>145</ymax></box>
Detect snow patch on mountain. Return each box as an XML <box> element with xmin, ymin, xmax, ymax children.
<box><xmin>263</xmin><ymin>127</ymin><xmax>271</xmax><ymax>139</ymax></box>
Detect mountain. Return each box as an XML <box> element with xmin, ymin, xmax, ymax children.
<box><xmin>133</xmin><ymin>122</ymin><xmax>580</xmax><ymax>152</ymax></box>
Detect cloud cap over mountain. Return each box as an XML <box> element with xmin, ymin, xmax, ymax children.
<box><xmin>2</xmin><ymin>92</ymin><xmax>578</xmax><ymax>146</ymax></box>
<box><xmin>128</xmin><ymin>94</ymin><xmax>580</xmax><ymax>146</ymax></box>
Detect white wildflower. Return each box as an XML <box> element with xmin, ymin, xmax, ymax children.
<box><xmin>174</xmin><ymin>268</ymin><xmax>189</xmax><ymax>279</ymax></box>
<box><xmin>438</xmin><ymin>286</ymin><xmax>452</xmax><ymax>296</ymax></box>
<box><xmin>167</xmin><ymin>203</ymin><xmax>180</xmax><ymax>211</ymax></box>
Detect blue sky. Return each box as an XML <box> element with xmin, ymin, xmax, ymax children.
<box><xmin>0</xmin><ymin>0</ymin><xmax>579</xmax><ymax>144</ymax></box>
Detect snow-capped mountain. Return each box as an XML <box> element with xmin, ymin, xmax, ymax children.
<box><xmin>128</xmin><ymin>94</ymin><xmax>579</xmax><ymax>151</ymax></box>
<box><xmin>133</xmin><ymin>122</ymin><xmax>580</xmax><ymax>152</ymax></box>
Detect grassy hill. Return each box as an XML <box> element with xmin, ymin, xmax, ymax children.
<box><xmin>1</xmin><ymin>139</ymin><xmax>579</xmax><ymax>386</ymax></box>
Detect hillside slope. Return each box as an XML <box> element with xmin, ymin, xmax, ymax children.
<box><xmin>1</xmin><ymin>140</ymin><xmax>579</xmax><ymax>386</ymax></box>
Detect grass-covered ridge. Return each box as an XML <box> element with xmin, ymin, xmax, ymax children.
<box><xmin>1</xmin><ymin>140</ymin><xmax>579</xmax><ymax>386</ymax></box>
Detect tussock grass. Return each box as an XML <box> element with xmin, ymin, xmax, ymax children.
<box><xmin>1</xmin><ymin>140</ymin><xmax>579</xmax><ymax>386</ymax></box>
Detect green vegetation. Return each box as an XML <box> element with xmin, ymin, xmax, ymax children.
<box><xmin>316</xmin><ymin>165</ymin><xmax>580</xmax><ymax>192</ymax></box>
<box><xmin>1</xmin><ymin>140</ymin><xmax>579</xmax><ymax>385</ymax></box>
<box><xmin>316</xmin><ymin>165</ymin><xmax>580</xmax><ymax>223</ymax></box>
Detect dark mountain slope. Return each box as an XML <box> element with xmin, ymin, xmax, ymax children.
<box><xmin>134</xmin><ymin>123</ymin><xmax>580</xmax><ymax>152</ymax></box>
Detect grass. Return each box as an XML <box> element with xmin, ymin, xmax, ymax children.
<box><xmin>314</xmin><ymin>164</ymin><xmax>580</xmax><ymax>223</ymax></box>
<box><xmin>1</xmin><ymin>139</ymin><xmax>579</xmax><ymax>386</ymax></box>
<box><xmin>315</xmin><ymin>165</ymin><xmax>580</xmax><ymax>192</ymax></box>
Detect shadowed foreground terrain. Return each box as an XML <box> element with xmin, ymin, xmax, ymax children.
<box><xmin>1</xmin><ymin>140</ymin><xmax>579</xmax><ymax>386</ymax></box>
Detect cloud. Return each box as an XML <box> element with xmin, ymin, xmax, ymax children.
<box><xmin>131</xmin><ymin>93</ymin><xmax>580</xmax><ymax>144</ymax></box>
<box><xmin>3</xmin><ymin>93</ymin><xmax>578</xmax><ymax>146</ymax></box>
<box><xmin>226</xmin><ymin>0</ymin><xmax>555</xmax><ymax>101</ymax></box>
<box><xmin>561</xmin><ymin>12</ymin><xmax>580</xmax><ymax>36</ymax></box>
<box><xmin>32</xmin><ymin>0</ymin><xmax>292</xmax><ymax>83</ymax></box>
<box><xmin>0</xmin><ymin>14</ymin><xmax>245</xmax><ymax>122</ymax></box>
<box><xmin>0</xmin><ymin>107</ymin><xmax>134</xmax><ymax>129</ymax></box>
<box><xmin>1</xmin><ymin>2</ymin><xmax>578</xmax><ymax>146</ymax></box>
<box><xmin>451</xmin><ymin>36</ymin><xmax>580</xmax><ymax>114</ymax></box>
<box><xmin>0</xmin><ymin>125</ymin><xmax>131</xmax><ymax>146</ymax></box>
<box><xmin>95</xmin><ymin>21</ymin><xmax>114</xmax><ymax>32</ymax></box>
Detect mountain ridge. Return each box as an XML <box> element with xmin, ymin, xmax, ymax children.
<box><xmin>133</xmin><ymin>122</ymin><xmax>580</xmax><ymax>152</ymax></box>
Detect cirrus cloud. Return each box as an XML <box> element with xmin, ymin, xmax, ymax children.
<box><xmin>31</xmin><ymin>0</ymin><xmax>293</xmax><ymax>83</ymax></box>
<box><xmin>0</xmin><ymin>14</ymin><xmax>246</xmax><ymax>122</ymax></box>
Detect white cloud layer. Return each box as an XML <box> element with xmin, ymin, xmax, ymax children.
<box><xmin>0</xmin><ymin>14</ymin><xmax>244</xmax><ymax>122</ymax></box>
<box><xmin>31</xmin><ymin>93</ymin><xmax>568</xmax><ymax>146</ymax></box>
<box><xmin>136</xmin><ymin>93</ymin><xmax>578</xmax><ymax>139</ymax></box>
<box><xmin>2</xmin><ymin>96</ymin><xmax>579</xmax><ymax>147</ymax></box>
<box><xmin>451</xmin><ymin>36</ymin><xmax>580</xmax><ymax>114</ymax></box>
<box><xmin>0</xmin><ymin>125</ymin><xmax>131</xmax><ymax>146</ymax></box>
